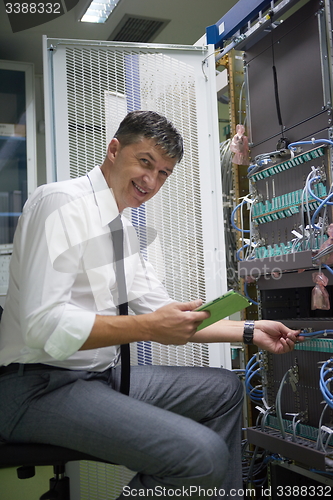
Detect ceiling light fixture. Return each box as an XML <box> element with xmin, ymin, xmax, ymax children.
<box><xmin>80</xmin><ymin>0</ymin><xmax>121</xmax><ymax>23</ymax></box>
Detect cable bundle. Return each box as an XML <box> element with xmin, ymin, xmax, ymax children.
<box><xmin>245</xmin><ymin>353</ymin><xmax>263</xmax><ymax>403</ymax></box>
<box><xmin>320</xmin><ymin>358</ymin><xmax>333</xmax><ymax>409</ymax></box>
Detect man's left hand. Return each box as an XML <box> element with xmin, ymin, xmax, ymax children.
<box><xmin>253</xmin><ymin>320</ymin><xmax>304</xmax><ymax>354</ymax></box>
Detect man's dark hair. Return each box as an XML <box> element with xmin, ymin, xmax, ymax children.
<box><xmin>114</xmin><ymin>110</ymin><xmax>184</xmax><ymax>162</ymax></box>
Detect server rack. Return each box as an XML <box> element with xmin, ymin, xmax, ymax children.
<box><xmin>221</xmin><ymin>0</ymin><xmax>333</xmax><ymax>496</ymax></box>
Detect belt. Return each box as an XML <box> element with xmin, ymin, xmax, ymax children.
<box><xmin>0</xmin><ymin>363</ymin><xmax>65</xmax><ymax>377</ymax></box>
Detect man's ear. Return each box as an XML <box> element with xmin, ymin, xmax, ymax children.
<box><xmin>107</xmin><ymin>138</ymin><xmax>120</xmax><ymax>162</ymax></box>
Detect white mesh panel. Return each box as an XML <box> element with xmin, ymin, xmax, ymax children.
<box><xmin>79</xmin><ymin>462</ymin><xmax>135</xmax><ymax>500</ymax></box>
<box><xmin>65</xmin><ymin>46</ymin><xmax>209</xmax><ymax>368</ymax></box>
<box><xmin>45</xmin><ymin>40</ymin><xmax>225</xmax><ymax>500</ymax></box>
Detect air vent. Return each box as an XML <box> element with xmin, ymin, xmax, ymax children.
<box><xmin>108</xmin><ymin>15</ymin><xmax>169</xmax><ymax>43</ymax></box>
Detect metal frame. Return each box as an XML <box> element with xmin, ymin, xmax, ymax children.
<box><xmin>206</xmin><ymin>0</ymin><xmax>271</xmax><ymax>48</ymax></box>
<box><xmin>208</xmin><ymin>0</ymin><xmax>301</xmax><ymax>57</ymax></box>
<box><xmin>318</xmin><ymin>3</ymin><xmax>333</xmax><ymax>111</ymax></box>
<box><xmin>0</xmin><ymin>59</ymin><xmax>37</xmax><ymax>298</ymax></box>
<box><xmin>0</xmin><ymin>59</ymin><xmax>37</xmax><ymax>199</ymax></box>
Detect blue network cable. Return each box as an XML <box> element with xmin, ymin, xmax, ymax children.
<box><xmin>231</xmin><ymin>200</ymin><xmax>250</xmax><ymax>233</ymax></box>
<box><xmin>307</xmin><ymin>176</ymin><xmax>328</xmax><ymax>204</ymax></box>
<box><xmin>244</xmin><ymin>281</ymin><xmax>259</xmax><ymax>306</ymax></box>
<box><xmin>311</xmin><ymin>192</ymin><xmax>333</xmax><ymax>230</ymax></box>
<box><xmin>245</xmin><ymin>354</ymin><xmax>263</xmax><ymax>403</ymax></box>
<box><xmin>288</xmin><ymin>138</ymin><xmax>333</xmax><ymax>150</ymax></box>
<box><xmin>300</xmin><ymin>329</ymin><xmax>333</xmax><ymax>338</ymax></box>
<box><xmin>319</xmin><ymin>359</ymin><xmax>333</xmax><ymax>409</ymax></box>
<box><xmin>323</xmin><ymin>264</ymin><xmax>333</xmax><ymax>276</ymax></box>
<box><xmin>231</xmin><ymin>199</ymin><xmax>258</xmax><ymax>305</ymax></box>
<box><xmin>236</xmin><ymin>244</ymin><xmax>249</xmax><ymax>261</ymax></box>
<box><xmin>247</xmin><ymin>164</ymin><xmax>256</xmax><ymax>174</ymax></box>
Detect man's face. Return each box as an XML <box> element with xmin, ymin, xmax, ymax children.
<box><xmin>105</xmin><ymin>137</ymin><xmax>177</xmax><ymax>212</ymax></box>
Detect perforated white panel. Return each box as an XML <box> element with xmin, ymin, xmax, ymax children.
<box><xmin>43</xmin><ymin>38</ymin><xmax>227</xmax><ymax>500</ymax></box>
<box><xmin>79</xmin><ymin>462</ymin><xmax>135</xmax><ymax>500</ymax></box>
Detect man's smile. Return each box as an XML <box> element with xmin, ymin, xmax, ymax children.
<box><xmin>132</xmin><ymin>181</ymin><xmax>148</xmax><ymax>195</ymax></box>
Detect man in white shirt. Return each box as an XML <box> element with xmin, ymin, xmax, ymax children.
<box><xmin>0</xmin><ymin>111</ymin><xmax>301</xmax><ymax>499</ymax></box>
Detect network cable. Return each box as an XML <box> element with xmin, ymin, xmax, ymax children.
<box><xmin>322</xmin><ymin>264</ymin><xmax>333</xmax><ymax>276</ymax></box>
<box><xmin>286</xmin><ymin>139</ymin><xmax>333</xmax><ymax>241</ymax></box>
<box><xmin>311</xmin><ymin>191</ymin><xmax>333</xmax><ymax>231</ymax></box>
<box><xmin>245</xmin><ymin>353</ymin><xmax>263</xmax><ymax>403</ymax></box>
<box><xmin>301</xmin><ymin>172</ymin><xmax>314</xmax><ymax>249</ymax></box>
<box><xmin>316</xmin><ymin>403</ymin><xmax>332</xmax><ymax>452</ymax></box>
<box><xmin>310</xmin><ymin>469</ymin><xmax>333</xmax><ymax>476</ymax></box>
<box><xmin>300</xmin><ymin>329</ymin><xmax>333</xmax><ymax>339</ymax></box>
<box><xmin>236</xmin><ymin>244</ymin><xmax>249</xmax><ymax>262</ymax></box>
<box><xmin>293</xmin><ymin>168</ymin><xmax>328</xmax><ymax>251</ymax></box>
<box><xmin>319</xmin><ymin>358</ymin><xmax>333</xmax><ymax>409</ymax></box>
<box><xmin>307</xmin><ymin>172</ymin><xmax>330</xmax><ymax>249</ymax></box>
<box><xmin>242</xmin><ymin>441</ymin><xmax>270</xmax><ymax>489</ymax></box>
<box><xmin>307</xmin><ymin>174</ymin><xmax>327</xmax><ymax>204</ymax></box>
<box><xmin>288</xmin><ymin>139</ymin><xmax>333</xmax><ymax>233</ymax></box>
<box><xmin>275</xmin><ymin>368</ymin><xmax>295</xmax><ymax>439</ymax></box>
<box><xmin>288</xmin><ymin>138</ymin><xmax>333</xmax><ymax>152</ymax></box>
<box><xmin>232</xmin><ymin>196</ymin><xmax>259</xmax><ymax>305</ymax></box>
<box><xmin>313</xmin><ymin>245</ymin><xmax>333</xmax><ymax>262</ymax></box>
<box><xmin>220</xmin><ymin>139</ymin><xmax>239</xmax><ymax>290</ymax></box>
<box><xmin>285</xmin><ymin>412</ymin><xmax>303</xmax><ymax>442</ymax></box>
<box><xmin>247</xmin><ymin>147</ymin><xmax>291</xmax><ymax>177</ymax></box>
<box><xmin>231</xmin><ymin>199</ymin><xmax>251</xmax><ymax>233</ymax></box>
<box><xmin>288</xmin><ymin>169</ymin><xmax>321</xmax><ymax>253</ymax></box>
<box><xmin>244</xmin><ymin>280</ymin><xmax>259</xmax><ymax>306</ymax></box>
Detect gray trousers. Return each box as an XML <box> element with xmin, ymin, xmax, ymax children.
<box><xmin>0</xmin><ymin>364</ymin><xmax>244</xmax><ymax>499</ymax></box>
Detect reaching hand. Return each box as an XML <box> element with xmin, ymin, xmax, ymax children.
<box><xmin>253</xmin><ymin>320</ymin><xmax>303</xmax><ymax>354</ymax></box>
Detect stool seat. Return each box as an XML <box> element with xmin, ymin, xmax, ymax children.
<box><xmin>0</xmin><ymin>442</ymin><xmax>114</xmax><ymax>499</ymax></box>
<box><xmin>0</xmin><ymin>442</ymin><xmax>108</xmax><ymax>468</ymax></box>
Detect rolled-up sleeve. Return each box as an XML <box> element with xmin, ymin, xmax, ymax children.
<box><xmin>44</xmin><ymin>305</ymin><xmax>96</xmax><ymax>360</ymax></box>
<box><xmin>18</xmin><ymin>189</ymin><xmax>96</xmax><ymax>360</ymax></box>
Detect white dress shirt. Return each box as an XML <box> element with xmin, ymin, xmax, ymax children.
<box><xmin>0</xmin><ymin>166</ymin><xmax>173</xmax><ymax>371</ymax></box>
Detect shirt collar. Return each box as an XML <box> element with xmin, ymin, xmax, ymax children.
<box><xmin>87</xmin><ymin>165</ymin><xmax>119</xmax><ymax>227</ymax></box>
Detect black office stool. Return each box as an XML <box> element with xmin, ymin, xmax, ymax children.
<box><xmin>0</xmin><ymin>442</ymin><xmax>113</xmax><ymax>500</ymax></box>
<box><xmin>0</xmin><ymin>306</ymin><xmax>114</xmax><ymax>499</ymax></box>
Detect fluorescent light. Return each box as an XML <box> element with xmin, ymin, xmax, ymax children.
<box><xmin>80</xmin><ymin>0</ymin><xmax>120</xmax><ymax>23</ymax></box>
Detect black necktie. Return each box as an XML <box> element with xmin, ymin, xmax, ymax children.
<box><xmin>109</xmin><ymin>215</ymin><xmax>130</xmax><ymax>396</ymax></box>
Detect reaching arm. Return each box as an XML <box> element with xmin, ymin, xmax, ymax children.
<box><xmin>81</xmin><ymin>299</ymin><xmax>302</xmax><ymax>355</ymax></box>
<box><xmin>191</xmin><ymin>318</ymin><xmax>303</xmax><ymax>354</ymax></box>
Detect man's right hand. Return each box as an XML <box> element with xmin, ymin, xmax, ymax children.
<box><xmin>144</xmin><ymin>300</ymin><xmax>210</xmax><ymax>345</ymax></box>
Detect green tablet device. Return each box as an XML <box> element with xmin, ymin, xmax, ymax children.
<box><xmin>195</xmin><ymin>290</ymin><xmax>250</xmax><ymax>331</ymax></box>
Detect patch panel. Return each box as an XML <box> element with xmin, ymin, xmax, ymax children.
<box><xmin>240</xmin><ymin>144</ymin><xmax>332</xmax><ymax>260</ymax></box>
<box><xmin>266</xmin><ymin>415</ymin><xmax>330</xmax><ymax>444</ymax></box>
<box><xmin>295</xmin><ymin>338</ymin><xmax>333</xmax><ymax>353</ymax></box>
<box><xmin>249</xmin><ymin>146</ymin><xmax>326</xmax><ymax>182</ymax></box>
<box><xmin>253</xmin><ymin>183</ymin><xmax>327</xmax><ymax>222</ymax></box>
<box><xmin>254</xmin><ymin>236</ymin><xmax>328</xmax><ymax>259</ymax></box>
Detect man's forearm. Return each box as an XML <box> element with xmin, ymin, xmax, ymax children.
<box><xmin>80</xmin><ymin>314</ymin><xmax>150</xmax><ymax>350</ymax></box>
<box><xmin>190</xmin><ymin>320</ymin><xmax>245</xmax><ymax>344</ymax></box>
<box><xmin>80</xmin><ymin>300</ymin><xmax>209</xmax><ymax>350</ymax></box>
<box><xmin>191</xmin><ymin>318</ymin><xmax>302</xmax><ymax>355</ymax></box>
